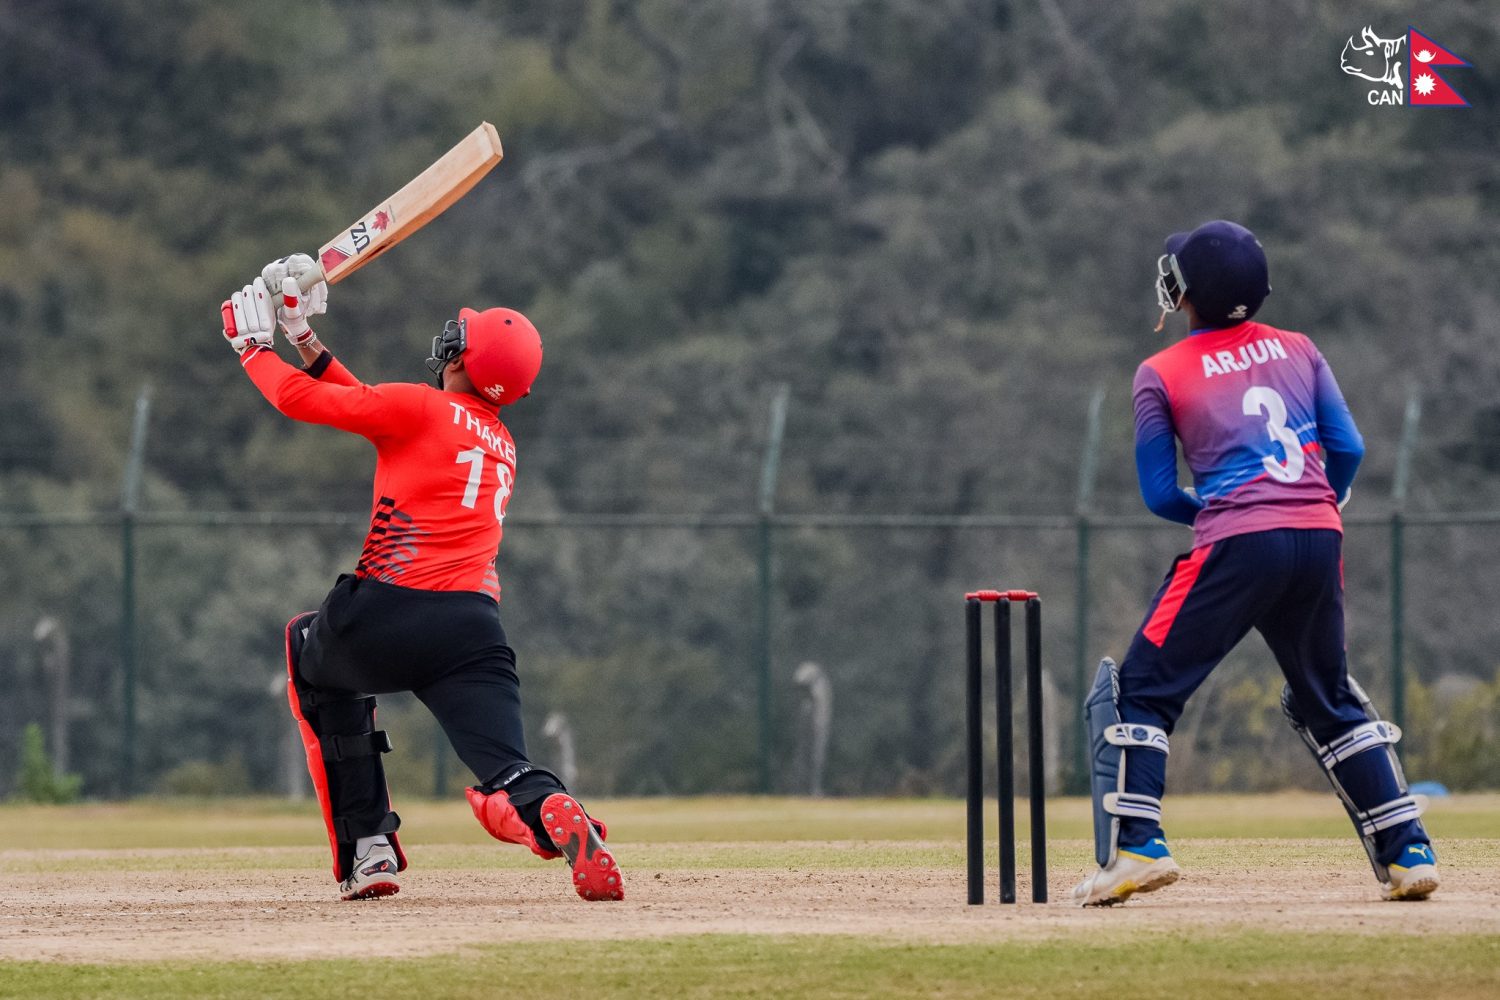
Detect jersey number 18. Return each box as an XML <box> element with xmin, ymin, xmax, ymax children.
<box><xmin>455</xmin><ymin>446</ymin><xmax>513</xmax><ymax>522</ymax></box>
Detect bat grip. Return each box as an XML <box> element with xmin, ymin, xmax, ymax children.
<box><xmin>270</xmin><ymin>264</ymin><xmax>328</xmax><ymax>310</ymax></box>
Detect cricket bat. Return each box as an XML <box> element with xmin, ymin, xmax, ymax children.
<box><xmin>222</xmin><ymin>122</ymin><xmax>503</xmax><ymax>334</ymax></box>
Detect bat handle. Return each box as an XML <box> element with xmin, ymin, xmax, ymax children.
<box><xmin>268</xmin><ymin>263</ymin><xmax>328</xmax><ymax>310</ymax></box>
<box><xmin>221</xmin><ymin>299</ymin><xmax>237</xmax><ymax>338</ymax></box>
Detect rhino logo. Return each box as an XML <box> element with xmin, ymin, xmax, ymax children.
<box><xmin>1341</xmin><ymin>26</ymin><xmax>1405</xmax><ymax>92</ymax></box>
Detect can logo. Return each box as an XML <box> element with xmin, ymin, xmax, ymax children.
<box><xmin>1341</xmin><ymin>25</ymin><xmax>1473</xmax><ymax>107</ymax></box>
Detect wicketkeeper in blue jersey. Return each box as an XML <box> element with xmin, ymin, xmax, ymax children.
<box><xmin>1073</xmin><ymin>221</ymin><xmax>1438</xmax><ymax>906</ymax></box>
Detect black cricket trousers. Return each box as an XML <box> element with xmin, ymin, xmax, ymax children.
<box><xmin>300</xmin><ymin>574</ymin><xmax>564</xmax><ymax>829</ymax></box>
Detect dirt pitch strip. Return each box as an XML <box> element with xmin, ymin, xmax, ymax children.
<box><xmin>2</xmin><ymin>796</ymin><xmax>1497</xmax><ymax>964</ymax></box>
<box><xmin>4</xmin><ymin>842</ymin><xmax>1500</xmax><ymax>964</ymax></box>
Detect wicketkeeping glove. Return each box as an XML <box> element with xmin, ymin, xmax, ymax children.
<box><xmin>226</xmin><ymin>278</ymin><xmax>277</xmax><ymax>356</ymax></box>
<box><xmin>260</xmin><ymin>254</ymin><xmax>328</xmax><ymax>346</ymax></box>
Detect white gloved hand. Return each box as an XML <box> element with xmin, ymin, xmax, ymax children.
<box><xmin>1338</xmin><ymin>487</ymin><xmax>1352</xmax><ymax>511</ymax></box>
<box><xmin>262</xmin><ymin>253</ymin><xmax>306</xmax><ymax>284</ymax></box>
<box><xmin>275</xmin><ymin>276</ymin><xmax>322</xmax><ymax>347</ymax></box>
<box><xmin>226</xmin><ymin>278</ymin><xmax>276</xmax><ymax>356</ymax></box>
<box><xmin>261</xmin><ymin>254</ymin><xmax>328</xmax><ymax>346</ymax></box>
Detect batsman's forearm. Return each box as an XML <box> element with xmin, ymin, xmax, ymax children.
<box><xmin>242</xmin><ymin>348</ymin><xmax>354</xmax><ymax>425</ymax></box>
<box><xmin>296</xmin><ymin>348</ymin><xmax>361</xmax><ymax>389</ymax></box>
<box><xmin>311</xmin><ymin>350</ymin><xmax>361</xmax><ymax>388</ymax></box>
<box><xmin>242</xmin><ymin>348</ymin><xmax>315</xmax><ymax>420</ymax></box>
<box><xmin>294</xmin><ymin>336</ymin><xmax>325</xmax><ymax>367</ymax></box>
<box><xmin>241</xmin><ymin>348</ymin><xmax>398</xmax><ymax>438</ymax></box>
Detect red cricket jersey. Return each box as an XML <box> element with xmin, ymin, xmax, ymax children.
<box><xmin>242</xmin><ymin>347</ymin><xmax>515</xmax><ymax>600</ymax></box>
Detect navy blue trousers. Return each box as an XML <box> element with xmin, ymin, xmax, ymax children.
<box><xmin>1116</xmin><ymin>528</ymin><xmax>1425</xmax><ymax>865</ymax></box>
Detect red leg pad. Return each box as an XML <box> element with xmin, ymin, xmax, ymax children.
<box><xmin>286</xmin><ymin>614</ymin><xmax>341</xmax><ymax>879</ymax></box>
<box><xmin>466</xmin><ymin>787</ymin><xmax>564</xmax><ymax>860</ymax></box>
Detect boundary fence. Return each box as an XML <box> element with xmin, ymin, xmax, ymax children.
<box><xmin>6</xmin><ymin>384</ymin><xmax>1490</xmax><ymax>799</ymax></box>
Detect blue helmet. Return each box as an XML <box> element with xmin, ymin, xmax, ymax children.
<box><xmin>1154</xmin><ymin>220</ymin><xmax>1271</xmax><ymax>328</ymax></box>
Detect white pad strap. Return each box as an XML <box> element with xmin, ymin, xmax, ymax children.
<box><xmin>1103</xmin><ymin>723</ymin><xmax>1170</xmax><ymax>755</ymax></box>
<box><xmin>1356</xmin><ymin>794</ymin><xmax>1427</xmax><ymax>837</ymax></box>
<box><xmin>1318</xmin><ymin>720</ymin><xmax>1401</xmax><ymax>769</ymax></box>
<box><xmin>1102</xmin><ymin>791</ymin><xmax>1162</xmax><ymax>823</ymax></box>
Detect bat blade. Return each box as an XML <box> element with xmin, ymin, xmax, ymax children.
<box><xmin>315</xmin><ymin>121</ymin><xmax>503</xmax><ymax>285</ymax></box>
<box><xmin>225</xmin><ymin>123</ymin><xmax>504</xmax><ymax>338</ymax></box>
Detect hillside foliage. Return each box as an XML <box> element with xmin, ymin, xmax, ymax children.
<box><xmin>1</xmin><ymin>0</ymin><xmax>1497</xmax><ymax>798</ymax></box>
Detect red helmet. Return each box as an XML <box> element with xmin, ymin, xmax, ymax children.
<box><xmin>429</xmin><ymin>307</ymin><xmax>542</xmax><ymax>406</ymax></box>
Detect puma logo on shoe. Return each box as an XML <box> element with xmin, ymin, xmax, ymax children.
<box><xmin>1384</xmin><ymin>843</ymin><xmax>1439</xmax><ymax>901</ymax></box>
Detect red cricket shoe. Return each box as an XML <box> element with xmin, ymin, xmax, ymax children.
<box><xmin>540</xmin><ymin>793</ymin><xmax>623</xmax><ymax>901</ymax></box>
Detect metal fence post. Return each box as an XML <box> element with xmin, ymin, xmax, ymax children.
<box><xmin>120</xmin><ymin>513</ymin><xmax>135</xmax><ymax>796</ymax></box>
<box><xmin>755</xmin><ymin>384</ymin><xmax>790</xmax><ymax>793</ymax></box>
<box><xmin>119</xmin><ymin>386</ymin><xmax>152</xmax><ymax>797</ymax></box>
<box><xmin>1390</xmin><ymin>510</ymin><xmax>1404</xmax><ymax>727</ymax></box>
<box><xmin>1389</xmin><ymin>389</ymin><xmax>1421</xmax><ymax>735</ymax></box>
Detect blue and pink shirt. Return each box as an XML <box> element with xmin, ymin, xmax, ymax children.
<box><xmin>1132</xmin><ymin>321</ymin><xmax>1364</xmax><ymax>547</ymax></box>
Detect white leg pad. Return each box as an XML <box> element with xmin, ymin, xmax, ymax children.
<box><xmin>1102</xmin><ymin>791</ymin><xmax>1163</xmax><ymax>823</ymax></box>
<box><xmin>1317</xmin><ymin>719</ymin><xmax>1401</xmax><ymax>768</ymax></box>
<box><xmin>1358</xmin><ymin>794</ymin><xmax>1427</xmax><ymax>837</ymax></box>
<box><xmin>1282</xmin><ymin>677</ymin><xmax>1426</xmax><ymax>884</ymax></box>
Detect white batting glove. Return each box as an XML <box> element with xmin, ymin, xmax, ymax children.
<box><xmin>227</xmin><ymin>278</ymin><xmax>276</xmax><ymax>356</ymax></box>
<box><xmin>276</xmin><ymin>276</ymin><xmax>323</xmax><ymax>347</ymax></box>
<box><xmin>261</xmin><ymin>254</ymin><xmax>328</xmax><ymax>346</ymax></box>
<box><xmin>262</xmin><ymin>253</ymin><xmax>307</xmax><ymax>284</ymax></box>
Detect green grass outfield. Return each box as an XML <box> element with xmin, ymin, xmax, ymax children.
<box><xmin>5</xmin><ymin>933</ymin><xmax>1499</xmax><ymax>1000</ymax></box>
<box><xmin>2</xmin><ymin>794</ymin><xmax>1498</xmax><ymax>999</ymax></box>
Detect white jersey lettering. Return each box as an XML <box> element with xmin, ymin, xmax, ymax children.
<box><xmin>448</xmin><ymin>400</ymin><xmax>517</xmax><ymax>464</ymax></box>
<box><xmin>1202</xmin><ymin>338</ymin><xmax>1287</xmax><ymax>379</ymax></box>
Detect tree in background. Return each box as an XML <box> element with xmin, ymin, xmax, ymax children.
<box><xmin>0</xmin><ymin>0</ymin><xmax>1497</xmax><ymax>796</ymax></box>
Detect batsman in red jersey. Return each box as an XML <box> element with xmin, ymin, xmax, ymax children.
<box><xmin>222</xmin><ymin>255</ymin><xmax>622</xmax><ymax>902</ymax></box>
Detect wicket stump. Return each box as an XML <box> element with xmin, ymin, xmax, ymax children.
<box><xmin>964</xmin><ymin>589</ymin><xmax>1047</xmax><ymax>904</ymax></box>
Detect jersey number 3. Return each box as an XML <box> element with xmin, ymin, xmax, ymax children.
<box><xmin>455</xmin><ymin>446</ymin><xmax>513</xmax><ymax>522</ymax></box>
<box><xmin>1241</xmin><ymin>386</ymin><xmax>1305</xmax><ymax>484</ymax></box>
